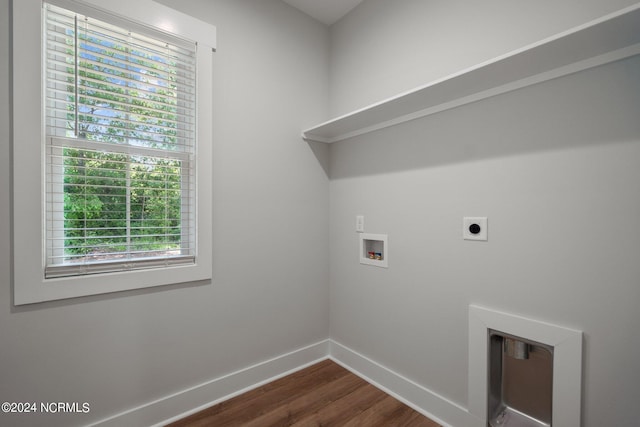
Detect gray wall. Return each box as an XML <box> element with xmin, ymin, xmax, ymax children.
<box><xmin>328</xmin><ymin>1</ymin><xmax>640</xmax><ymax>426</ymax></box>
<box><xmin>329</xmin><ymin>0</ymin><xmax>639</xmax><ymax>116</ymax></box>
<box><xmin>0</xmin><ymin>0</ymin><xmax>330</xmax><ymax>426</ymax></box>
<box><xmin>3</xmin><ymin>0</ymin><xmax>640</xmax><ymax>426</ymax></box>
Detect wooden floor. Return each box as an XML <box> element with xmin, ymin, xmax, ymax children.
<box><xmin>167</xmin><ymin>359</ymin><xmax>441</xmax><ymax>427</ymax></box>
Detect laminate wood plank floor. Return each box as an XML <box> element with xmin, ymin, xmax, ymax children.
<box><xmin>167</xmin><ymin>359</ymin><xmax>441</xmax><ymax>427</ymax></box>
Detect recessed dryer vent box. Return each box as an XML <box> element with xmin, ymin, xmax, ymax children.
<box><xmin>359</xmin><ymin>233</ymin><xmax>388</xmax><ymax>268</ymax></box>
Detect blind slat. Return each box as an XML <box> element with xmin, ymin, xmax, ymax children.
<box><xmin>45</xmin><ymin>60</ymin><xmax>197</xmax><ymax>112</ymax></box>
<box><xmin>45</xmin><ymin>256</ymin><xmax>196</xmax><ymax>279</ymax></box>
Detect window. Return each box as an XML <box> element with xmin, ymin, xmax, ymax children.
<box><xmin>45</xmin><ymin>3</ymin><xmax>197</xmax><ymax>277</ymax></box>
<box><xmin>13</xmin><ymin>0</ymin><xmax>215</xmax><ymax>304</ymax></box>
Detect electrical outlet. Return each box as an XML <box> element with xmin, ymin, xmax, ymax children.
<box><xmin>463</xmin><ymin>217</ymin><xmax>488</xmax><ymax>241</ymax></box>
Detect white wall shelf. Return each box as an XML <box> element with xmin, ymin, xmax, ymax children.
<box><xmin>302</xmin><ymin>4</ymin><xmax>640</xmax><ymax>144</ymax></box>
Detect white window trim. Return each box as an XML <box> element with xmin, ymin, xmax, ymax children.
<box><xmin>12</xmin><ymin>0</ymin><xmax>215</xmax><ymax>305</ymax></box>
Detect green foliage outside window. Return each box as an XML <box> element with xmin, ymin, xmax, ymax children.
<box><xmin>58</xmin><ymin>18</ymin><xmax>187</xmax><ymax>261</ymax></box>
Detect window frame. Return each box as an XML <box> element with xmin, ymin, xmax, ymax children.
<box><xmin>12</xmin><ymin>0</ymin><xmax>215</xmax><ymax>305</ymax></box>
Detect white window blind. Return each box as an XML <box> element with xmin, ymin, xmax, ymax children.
<box><xmin>44</xmin><ymin>2</ymin><xmax>198</xmax><ymax>278</ymax></box>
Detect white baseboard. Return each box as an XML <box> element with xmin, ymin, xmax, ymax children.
<box><xmin>329</xmin><ymin>340</ymin><xmax>481</xmax><ymax>427</ymax></box>
<box><xmin>89</xmin><ymin>339</ymin><xmax>482</xmax><ymax>427</ymax></box>
<box><xmin>88</xmin><ymin>340</ymin><xmax>330</xmax><ymax>427</ymax></box>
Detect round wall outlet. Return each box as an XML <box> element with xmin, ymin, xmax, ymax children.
<box><xmin>463</xmin><ymin>217</ymin><xmax>488</xmax><ymax>241</ymax></box>
<box><xmin>469</xmin><ymin>223</ymin><xmax>482</xmax><ymax>234</ymax></box>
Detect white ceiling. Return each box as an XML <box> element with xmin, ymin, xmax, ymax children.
<box><xmin>282</xmin><ymin>0</ymin><xmax>364</xmax><ymax>25</ymax></box>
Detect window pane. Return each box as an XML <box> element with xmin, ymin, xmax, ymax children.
<box><xmin>45</xmin><ymin>3</ymin><xmax>196</xmax><ymax>152</ymax></box>
<box><xmin>59</xmin><ymin>148</ymin><xmax>186</xmax><ymax>264</ymax></box>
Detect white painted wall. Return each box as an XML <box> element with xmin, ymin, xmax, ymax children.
<box><xmin>0</xmin><ymin>0</ymin><xmax>329</xmax><ymax>425</ymax></box>
<box><xmin>329</xmin><ymin>0</ymin><xmax>640</xmax><ymax>116</ymax></box>
<box><xmin>3</xmin><ymin>0</ymin><xmax>640</xmax><ymax>426</ymax></box>
<box><xmin>328</xmin><ymin>1</ymin><xmax>640</xmax><ymax>426</ymax></box>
